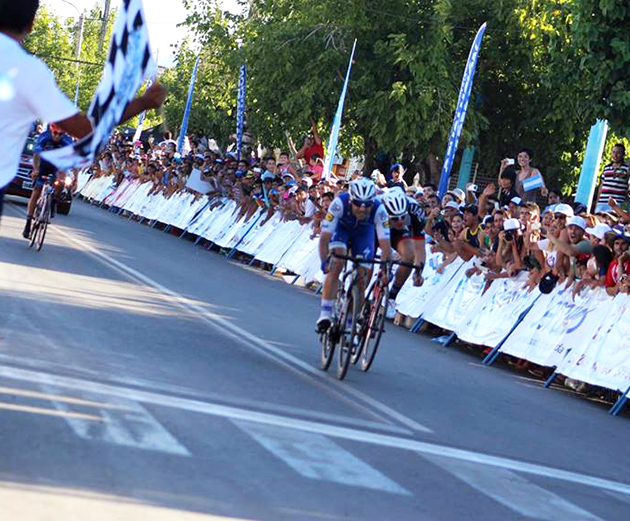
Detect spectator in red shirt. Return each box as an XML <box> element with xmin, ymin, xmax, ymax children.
<box><xmin>297</xmin><ymin>117</ymin><xmax>324</xmax><ymax>165</ymax></box>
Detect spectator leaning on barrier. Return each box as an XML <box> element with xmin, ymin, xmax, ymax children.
<box><xmin>546</xmin><ymin>215</ymin><xmax>593</xmax><ymax>286</ymax></box>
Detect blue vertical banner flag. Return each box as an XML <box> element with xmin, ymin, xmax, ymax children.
<box><xmin>437</xmin><ymin>23</ymin><xmax>487</xmax><ymax>197</ymax></box>
<box><xmin>323</xmin><ymin>39</ymin><xmax>357</xmax><ymax>180</ymax></box>
<box><xmin>236</xmin><ymin>64</ymin><xmax>247</xmax><ymax>161</ymax></box>
<box><xmin>177</xmin><ymin>56</ymin><xmax>201</xmax><ymax>154</ymax></box>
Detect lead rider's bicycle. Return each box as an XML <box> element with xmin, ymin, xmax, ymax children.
<box><xmin>29</xmin><ymin>175</ymin><xmax>54</xmax><ymax>251</ymax></box>
<box><xmin>319</xmin><ymin>254</ymin><xmax>418</xmax><ymax>380</ymax></box>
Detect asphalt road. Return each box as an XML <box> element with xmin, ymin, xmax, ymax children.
<box><xmin>1</xmin><ymin>196</ymin><xmax>630</xmax><ymax>521</ymax></box>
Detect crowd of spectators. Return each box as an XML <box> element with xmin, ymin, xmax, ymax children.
<box><xmin>421</xmin><ymin>144</ymin><xmax>630</xmax><ymax>303</ymax></box>
<box><xmin>87</xmin><ymin>124</ymin><xmax>364</xmax><ymax>238</ymax></box>
<box><xmin>86</xmin><ymin>124</ymin><xmax>630</xmax><ymax>302</ymax></box>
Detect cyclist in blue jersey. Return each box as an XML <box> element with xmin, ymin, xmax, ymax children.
<box><xmin>22</xmin><ymin>123</ymin><xmax>73</xmax><ymax>238</ymax></box>
<box><xmin>317</xmin><ymin>177</ymin><xmax>392</xmax><ymax>332</ymax></box>
<box><xmin>380</xmin><ymin>187</ymin><xmax>427</xmax><ymax>318</ymax></box>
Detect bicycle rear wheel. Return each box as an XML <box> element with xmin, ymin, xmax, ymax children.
<box><xmin>337</xmin><ymin>281</ymin><xmax>359</xmax><ymax>380</ymax></box>
<box><xmin>361</xmin><ymin>283</ymin><xmax>389</xmax><ymax>372</ymax></box>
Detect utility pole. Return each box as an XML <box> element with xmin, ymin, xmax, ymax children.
<box><xmin>73</xmin><ymin>11</ymin><xmax>85</xmax><ymax>105</ymax></box>
<box><xmin>74</xmin><ymin>12</ymin><xmax>85</xmax><ymax>61</ymax></box>
<box><xmin>98</xmin><ymin>0</ymin><xmax>111</xmax><ymax>54</ymax></box>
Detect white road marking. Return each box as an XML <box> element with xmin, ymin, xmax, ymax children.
<box><xmin>235</xmin><ymin>420</ymin><xmax>409</xmax><ymax>495</ymax></box>
<box><xmin>1</xmin><ymin>365</ymin><xmax>630</xmax><ymax>498</ymax></box>
<box><xmin>604</xmin><ymin>489</ymin><xmax>630</xmax><ymax>506</ymax></box>
<box><xmin>26</xmin><ymin>206</ymin><xmax>430</xmax><ymax>434</ymax></box>
<box><xmin>41</xmin><ymin>384</ymin><xmax>191</xmax><ymax>457</ymax></box>
<box><xmin>426</xmin><ymin>455</ymin><xmax>602</xmax><ymax>521</ymax></box>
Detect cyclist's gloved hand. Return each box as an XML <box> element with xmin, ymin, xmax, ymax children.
<box><xmin>321</xmin><ymin>260</ymin><xmax>330</xmax><ymax>274</ymax></box>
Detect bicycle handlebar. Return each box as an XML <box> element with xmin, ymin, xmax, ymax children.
<box><xmin>329</xmin><ymin>253</ymin><xmax>422</xmax><ymax>270</ymax></box>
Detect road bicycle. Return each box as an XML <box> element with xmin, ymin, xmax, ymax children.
<box><xmin>29</xmin><ymin>175</ymin><xmax>55</xmax><ymax>251</ymax></box>
<box><xmin>356</xmin><ymin>258</ymin><xmax>418</xmax><ymax>372</ymax></box>
<box><xmin>320</xmin><ymin>254</ymin><xmax>418</xmax><ymax>379</ymax></box>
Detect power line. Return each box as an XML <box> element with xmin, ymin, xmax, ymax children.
<box><xmin>37</xmin><ymin>54</ymin><xmax>104</xmax><ymax>67</ymax></box>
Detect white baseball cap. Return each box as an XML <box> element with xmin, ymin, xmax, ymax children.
<box><xmin>451</xmin><ymin>188</ymin><xmax>466</xmax><ymax>202</ymax></box>
<box><xmin>585</xmin><ymin>222</ymin><xmax>612</xmax><ymax>240</ymax></box>
<box><xmin>567</xmin><ymin>216</ymin><xmax>587</xmax><ymax>230</ymax></box>
<box><xmin>554</xmin><ymin>203</ymin><xmax>574</xmax><ymax>217</ymax></box>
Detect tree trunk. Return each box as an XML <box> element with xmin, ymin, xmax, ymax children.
<box><xmin>362</xmin><ymin>136</ymin><xmax>378</xmax><ymax>177</ymax></box>
<box><xmin>427</xmin><ymin>151</ymin><xmax>441</xmax><ymax>185</ymax></box>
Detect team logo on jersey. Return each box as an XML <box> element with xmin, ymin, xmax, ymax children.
<box><xmin>383</xmin><ymin>219</ymin><xmax>390</xmax><ymax>229</ymax></box>
<box><xmin>325</xmin><ymin>213</ymin><xmax>334</xmax><ymax>222</ymax></box>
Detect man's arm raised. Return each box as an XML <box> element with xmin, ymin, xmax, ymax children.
<box><xmin>55</xmin><ymin>83</ymin><xmax>167</xmax><ymax>140</ymax></box>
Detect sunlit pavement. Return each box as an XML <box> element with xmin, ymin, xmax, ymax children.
<box><xmin>1</xmin><ymin>197</ymin><xmax>630</xmax><ymax>520</ymax></box>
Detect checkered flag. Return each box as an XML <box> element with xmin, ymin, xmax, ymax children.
<box><xmin>43</xmin><ymin>0</ymin><xmax>154</xmax><ymax>170</ymax></box>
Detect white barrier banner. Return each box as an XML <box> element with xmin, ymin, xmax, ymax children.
<box><xmin>422</xmin><ymin>260</ymin><xmax>485</xmax><ymax>331</ymax></box>
<box><xmin>498</xmin><ymin>286</ymin><xmax>568</xmax><ymax>361</ymax></box>
<box><xmin>395</xmin><ymin>253</ymin><xmax>463</xmax><ymax>319</ymax></box>
<box><xmin>455</xmin><ymin>272</ymin><xmax>536</xmax><ymax>347</ymax></box>
<box><xmin>541</xmin><ymin>287</ymin><xmax>612</xmax><ymax>369</ymax></box>
<box><xmin>557</xmin><ymin>293</ymin><xmax>630</xmax><ymax>391</ymax></box>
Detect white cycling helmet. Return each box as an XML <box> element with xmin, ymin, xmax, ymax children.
<box><xmin>349</xmin><ymin>177</ymin><xmax>377</xmax><ymax>205</ymax></box>
<box><xmin>382</xmin><ymin>187</ymin><xmax>409</xmax><ymax>217</ymax></box>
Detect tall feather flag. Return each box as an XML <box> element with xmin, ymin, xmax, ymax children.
<box><xmin>236</xmin><ymin>64</ymin><xmax>247</xmax><ymax>161</ymax></box>
<box><xmin>437</xmin><ymin>23</ymin><xmax>487</xmax><ymax>197</ymax></box>
<box><xmin>43</xmin><ymin>0</ymin><xmax>154</xmax><ymax>169</ymax></box>
<box><xmin>177</xmin><ymin>56</ymin><xmax>201</xmax><ymax>154</ymax></box>
<box><xmin>322</xmin><ymin>39</ymin><xmax>357</xmax><ymax>180</ymax></box>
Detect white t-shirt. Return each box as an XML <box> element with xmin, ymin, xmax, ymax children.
<box><xmin>0</xmin><ymin>33</ymin><xmax>77</xmax><ymax>189</ymax></box>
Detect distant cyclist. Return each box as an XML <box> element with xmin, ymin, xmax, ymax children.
<box><xmin>317</xmin><ymin>177</ymin><xmax>392</xmax><ymax>332</ymax></box>
<box><xmin>22</xmin><ymin>123</ymin><xmax>72</xmax><ymax>237</ymax></box>
<box><xmin>0</xmin><ymin>0</ymin><xmax>166</xmax><ymax>232</ymax></box>
<box><xmin>380</xmin><ymin>187</ymin><xmax>427</xmax><ymax>317</ymax></box>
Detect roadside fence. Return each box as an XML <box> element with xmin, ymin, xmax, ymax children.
<box><xmin>78</xmin><ymin>174</ymin><xmax>630</xmax><ymax>417</ymax></box>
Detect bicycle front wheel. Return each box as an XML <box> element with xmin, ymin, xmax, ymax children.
<box><xmin>361</xmin><ymin>284</ymin><xmax>389</xmax><ymax>372</ymax></box>
<box><xmin>35</xmin><ymin>219</ymin><xmax>48</xmax><ymax>251</ymax></box>
<box><xmin>337</xmin><ymin>280</ymin><xmax>360</xmax><ymax>380</ymax></box>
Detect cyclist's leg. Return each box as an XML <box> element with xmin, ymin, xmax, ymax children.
<box><xmin>391</xmin><ymin>236</ymin><xmax>413</xmax><ymax>299</ymax></box>
<box><xmin>317</xmin><ymin>229</ymin><xmax>349</xmax><ymax>330</ymax></box>
<box><xmin>23</xmin><ymin>181</ymin><xmax>43</xmax><ymax>238</ymax></box>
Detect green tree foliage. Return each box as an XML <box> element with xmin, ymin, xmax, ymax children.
<box><xmin>558</xmin><ymin>0</ymin><xmax>630</xmax><ymax>136</ymax></box>
<box><xmin>24</xmin><ymin>3</ymin><xmax>116</xmax><ymax>112</ymax></box>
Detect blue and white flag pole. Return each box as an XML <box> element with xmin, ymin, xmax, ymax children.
<box><xmin>437</xmin><ymin>23</ymin><xmax>487</xmax><ymax>197</ymax></box>
<box><xmin>322</xmin><ymin>39</ymin><xmax>357</xmax><ymax>181</ymax></box>
<box><xmin>236</xmin><ymin>64</ymin><xmax>247</xmax><ymax>161</ymax></box>
<box><xmin>177</xmin><ymin>56</ymin><xmax>201</xmax><ymax>155</ymax></box>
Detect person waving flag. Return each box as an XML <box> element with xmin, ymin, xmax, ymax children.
<box><xmin>0</xmin><ymin>0</ymin><xmax>166</xmax><ymax>227</ymax></box>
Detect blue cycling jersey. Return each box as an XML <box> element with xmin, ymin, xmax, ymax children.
<box><xmin>35</xmin><ymin>131</ymin><xmax>73</xmax><ymax>178</ymax></box>
<box><xmin>321</xmin><ymin>192</ymin><xmax>390</xmax><ymax>239</ymax></box>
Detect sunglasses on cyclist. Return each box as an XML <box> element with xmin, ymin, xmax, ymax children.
<box><xmin>390</xmin><ymin>215</ymin><xmax>406</xmax><ymax>222</ymax></box>
<box><xmin>352</xmin><ymin>201</ymin><xmax>373</xmax><ymax>208</ymax></box>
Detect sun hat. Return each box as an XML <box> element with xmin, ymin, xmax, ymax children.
<box><xmin>567</xmin><ymin>216</ymin><xmax>587</xmax><ymax>230</ymax></box>
<box><xmin>585</xmin><ymin>222</ymin><xmax>612</xmax><ymax>240</ymax></box>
